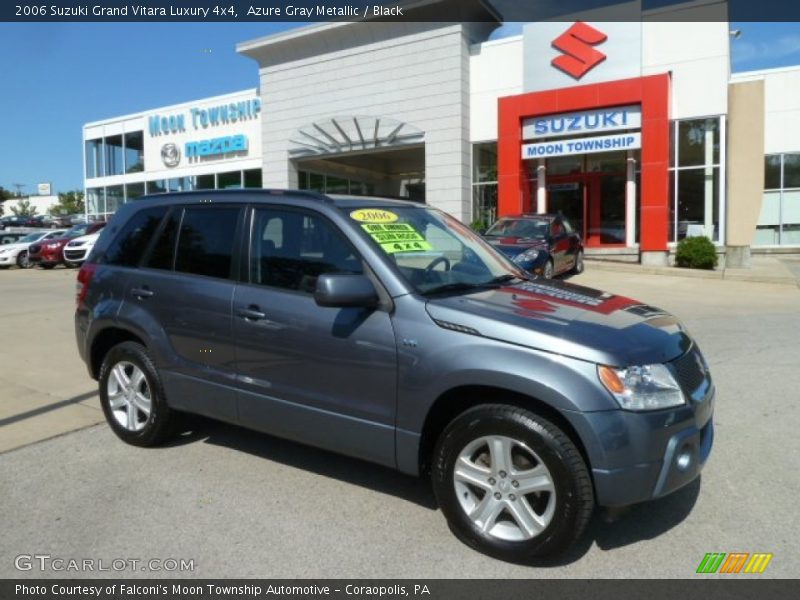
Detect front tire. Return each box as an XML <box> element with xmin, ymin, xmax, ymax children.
<box><xmin>432</xmin><ymin>405</ymin><xmax>593</xmax><ymax>561</ymax></box>
<box><xmin>17</xmin><ymin>251</ymin><xmax>31</xmax><ymax>269</ymax></box>
<box><xmin>543</xmin><ymin>259</ymin><xmax>554</xmax><ymax>279</ymax></box>
<box><xmin>572</xmin><ymin>250</ymin><xmax>584</xmax><ymax>274</ymax></box>
<box><xmin>98</xmin><ymin>341</ymin><xmax>175</xmax><ymax>447</ymax></box>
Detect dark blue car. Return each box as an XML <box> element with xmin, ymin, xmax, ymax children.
<box><xmin>483</xmin><ymin>214</ymin><xmax>584</xmax><ymax>279</ymax></box>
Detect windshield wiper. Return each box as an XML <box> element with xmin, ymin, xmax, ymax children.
<box><xmin>422</xmin><ymin>274</ymin><xmax>525</xmax><ymax>296</ymax></box>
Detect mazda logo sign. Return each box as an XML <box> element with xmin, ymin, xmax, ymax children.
<box><xmin>161</xmin><ymin>143</ymin><xmax>181</xmax><ymax>167</ymax></box>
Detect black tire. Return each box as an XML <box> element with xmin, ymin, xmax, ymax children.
<box><xmin>543</xmin><ymin>259</ymin><xmax>554</xmax><ymax>279</ymax></box>
<box><xmin>432</xmin><ymin>404</ymin><xmax>593</xmax><ymax>561</ymax></box>
<box><xmin>98</xmin><ymin>341</ymin><xmax>175</xmax><ymax>447</ymax></box>
<box><xmin>16</xmin><ymin>251</ymin><xmax>31</xmax><ymax>269</ymax></box>
<box><xmin>572</xmin><ymin>250</ymin><xmax>584</xmax><ymax>274</ymax></box>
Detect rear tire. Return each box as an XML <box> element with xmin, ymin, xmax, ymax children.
<box><xmin>432</xmin><ymin>404</ymin><xmax>593</xmax><ymax>561</ymax></box>
<box><xmin>98</xmin><ymin>341</ymin><xmax>175</xmax><ymax>447</ymax></box>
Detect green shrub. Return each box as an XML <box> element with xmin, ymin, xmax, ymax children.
<box><xmin>675</xmin><ymin>235</ymin><xmax>718</xmax><ymax>270</ymax></box>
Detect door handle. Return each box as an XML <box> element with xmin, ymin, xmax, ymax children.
<box><xmin>237</xmin><ymin>306</ymin><xmax>266</xmax><ymax>321</ymax></box>
<box><xmin>130</xmin><ymin>287</ymin><xmax>154</xmax><ymax>299</ymax></box>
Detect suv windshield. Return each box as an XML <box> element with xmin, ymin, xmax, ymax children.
<box><xmin>485</xmin><ymin>218</ymin><xmax>549</xmax><ymax>240</ymax></box>
<box><xmin>348</xmin><ymin>206</ymin><xmax>526</xmax><ymax>295</ymax></box>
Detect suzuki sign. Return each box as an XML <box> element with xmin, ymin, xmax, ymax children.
<box><xmin>523</xmin><ymin>105</ymin><xmax>641</xmax><ymax>139</ymax></box>
<box><xmin>523</xmin><ymin>21</ymin><xmax>641</xmax><ymax>92</ymax></box>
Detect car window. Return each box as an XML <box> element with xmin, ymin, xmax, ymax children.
<box><xmin>485</xmin><ymin>218</ymin><xmax>549</xmax><ymax>239</ymax></box>
<box><xmin>144</xmin><ymin>211</ymin><xmax>180</xmax><ymax>271</ymax></box>
<box><xmin>562</xmin><ymin>219</ymin><xmax>574</xmax><ymax>234</ymax></box>
<box><xmin>551</xmin><ymin>221</ymin><xmax>564</xmax><ymax>237</ymax></box>
<box><xmin>103</xmin><ymin>207</ymin><xmax>168</xmax><ymax>267</ymax></box>
<box><xmin>174</xmin><ymin>207</ymin><xmax>240</xmax><ymax>279</ymax></box>
<box><xmin>251</xmin><ymin>207</ymin><xmax>362</xmax><ymax>293</ymax></box>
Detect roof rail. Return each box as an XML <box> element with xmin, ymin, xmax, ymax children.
<box><xmin>143</xmin><ymin>188</ymin><xmax>333</xmax><ymax>203</ymax></box>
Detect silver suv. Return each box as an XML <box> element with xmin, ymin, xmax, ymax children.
<box><xmin>75</xmin><ymin>190</ymin><xmax>714</xmax><ymax>561</ymax></box>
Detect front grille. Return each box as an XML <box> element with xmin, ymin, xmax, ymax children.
<box><xmin>670</xmin><ymin>346</ymin><xmax>708</xmax><ymax>395</ymax></box>
<box><xmin>64</xmin><ymin>250</ymin><xmax>84</xmax><ymax>260</ymax></box>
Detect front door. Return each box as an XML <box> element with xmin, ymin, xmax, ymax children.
<box><xmin>548</xmin><ymin>181</ymin><xmax>585</xmax><ymax>240</ymax></box>
<box><xmin>232</xmin><ymin>206</ymin><xmax>398</xmax><ymax>467</ymax></box>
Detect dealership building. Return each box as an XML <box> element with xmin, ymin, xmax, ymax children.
<box><xmin>83</xmin><ymin>0</ymin><xmax>800</xmax><ymax>265</ymax></box>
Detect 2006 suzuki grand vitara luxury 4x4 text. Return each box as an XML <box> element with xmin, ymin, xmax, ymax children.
<box><xmin>75</xmin><ymin>190</ymin><xmax>714</xmax><ymax>561</ymax></box>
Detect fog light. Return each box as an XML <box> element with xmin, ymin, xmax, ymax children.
<box><xmin>676</xmin><ymin>448</ymin><xmax>692</xmax><ymax>471</ymax></box>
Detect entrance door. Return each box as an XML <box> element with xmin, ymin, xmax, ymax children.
<box><xmin>546</xmin><ymin>171</ymin><xmax>628</xmax><ymax>247</ymax></box>
<box><xmin>548</xmin><ymin>182</ymin><xmax>585</xmax><ymax>239</ymax></box>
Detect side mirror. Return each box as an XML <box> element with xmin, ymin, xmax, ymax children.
<box><xmin>314</xmin><ymin>273</ymin><xmax>379</xmax><ymax>308</ymax></box>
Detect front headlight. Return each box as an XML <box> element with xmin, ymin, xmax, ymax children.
<box><xmin>598</xmin><ymin>364</ymin><xmax>685</xmax><ymax>411</ymax></box>
<box><xmin>512</xmin><ymin>248</ymin><xmax>540</xmax><ymax>264</ymax></box>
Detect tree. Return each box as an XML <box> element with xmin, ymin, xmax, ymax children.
<box><xmin>0</xmin><ymin>186</ymin><xmax>14</xmax><ymax>200</ymax></box>
<box><xmin>10</xmin><ymin>198</ymin><xmax>38</xmax><ymax>217</ymax></box>
<box><xmin>50</xmin><ymin>190</ymin><xmax>85</xmax><ymax>216</ymax></box>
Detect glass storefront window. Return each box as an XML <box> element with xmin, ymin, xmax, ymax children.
<box><xmin>546</xmin><ymin>156</ymin><xmax>583</xmax><ymax>175</ymax></box>
<box><xmin>104</xmin><ymin>135</ymin><xmax>124</xmax><ymax>176</ymax></box>
<box><xmin>675</xmin><ymin>167</ymin><xmax>719</xmax><ymax>240</ymax></box>
<box><xmin>87</xmin><ymin>188</ymin><xmax>105</xmax><ymax>215</ymax></box>
<box><xmin>308</xmin><ymin>173</ymin><xmax>324</xmax><ymax>192</ymax></box>
<box><xmin>217</xmin><ymin>171</ymin><xmax>242</xmax><ymax>189</ymax></box>
<box><xmin>167</xmin><ymin>177</ymin><xmax>194</xmax><ymax>192</ymax></box>
<box><xmin>244</xmin><ymin>169</ymin><xmax>262</xmax><ymax>188</ymax></box>
<box><xmin>669</xmin><ymin>117</ymin><xmax>723</xmax><ymax>242</ymax></box>
<box><xmin>473</xmin><ymin>143</ymin><xmax>498</xmax><ymax>183</ymax></box>
<box><xmin>784</xmin><ymin>153</ymin><xmax>800</xmax><ymax>188</ymax></box>
<box><xmin>765</xmin><ymin>155</ymin><xmax>782</xmax><ymax>189</ymax></box>
<box><xmin>147</xmin><ymin>180</ymin><xmax>167</xmax><ymax>195</ymax></box>
<box><xmin>196</xmin><ymin>174</ymin><xmax>215</xmax><ymax>190</ymax></box>
<box><xmin>85</xmin><ymin>139</ymin><xmax>103</xmax><ymax>179</ymax></box>
<box><xmin>106</xmin><ymin>185</ymin><xmax>124</xmax><ymax>214</ymax></box>
<box><xmin>678</xmin><ymin>118</ymin><xmax>720</xmax><ymax>167</ymax></box>
<box><xmin>325</xmin><ymin>175</ymin><xmax>349</xmax><ymax>194</ymax></box>
<box><xmin>124</xmin><ymin>131</ymin><xmax>144</xmax><ymax>173</ymax></box>
<box><xmin>586</xmin><ymin>151</ymin><xmax>627</xmax><ymax>173</ymax></box>
<box><xmin>126</xmin><ymin>182</ymin><xmax>145</xmax><ymax>201</ymax></box>
<box><xmin>757</xmin><ymin>153</ymin><xmax>800</xmax><ymax>246</ymax></box>
<box><xmin>472</xmin><ymin>184</ymin><xmax>497</xmax><ymax>228</ymax></box>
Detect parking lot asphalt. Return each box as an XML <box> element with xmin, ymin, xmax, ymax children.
<box><xmin>1</xmin><ymin>266</ymin><xmax>798</xmax><ymax>578</ymax></box>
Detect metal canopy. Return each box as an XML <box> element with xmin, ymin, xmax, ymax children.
<box><xmin>289</xmin><ymin>116</ymin><xmax>424</xmax><ymax>158</ymax></box>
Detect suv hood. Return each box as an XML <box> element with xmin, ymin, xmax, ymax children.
<box><xmin>425</xmin><ymin>279</ymin><xmax>692</xmax><ymax>366</ymax></box>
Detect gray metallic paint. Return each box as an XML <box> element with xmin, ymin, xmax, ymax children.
<box><xmin>77</xmin><ymin>190</ymin><xmax>714</xmax><ymax>508</ymax></box>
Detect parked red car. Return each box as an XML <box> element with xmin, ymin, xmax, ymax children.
<box><xmin>28</xmin><ymin>221</ymin><xmax>106</xmax><ymax>269</ymax></box>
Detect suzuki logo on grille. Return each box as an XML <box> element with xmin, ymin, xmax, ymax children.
<box><xmin>551</xmin><ymin>22</ymin><xmax>608</xmax><ymax>79</ymax></box>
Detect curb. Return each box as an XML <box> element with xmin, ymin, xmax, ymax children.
<box><xmin>584</xmin><ymin>260</ymin><xmax>800</xmax><ymax>287</ymax></box>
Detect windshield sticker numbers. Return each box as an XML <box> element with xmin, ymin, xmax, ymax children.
<box><xmin>361</xmin><ymin>223</ymin><xmax>433</xmax><ymax>254</ymax></box>
<box><xmin>350</xmin><ymin>209</ymin><xmax>398</xmax><ymax>223</ymax></box>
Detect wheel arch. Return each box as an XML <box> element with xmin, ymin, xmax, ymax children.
<box><xmin>89</xmin><ymin>327</ymin><xmax>147</xmax><ymax>380</ymax></box>
<box><xmin>417</xmin><ymin>385</ymin><xmax>592</xmax><ymax>479</ymax></box>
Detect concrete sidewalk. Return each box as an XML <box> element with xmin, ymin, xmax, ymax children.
<box><xmin>586</xmin><ymin>254</ymin><xmax>800</xmax><ymax>286</ymax></box>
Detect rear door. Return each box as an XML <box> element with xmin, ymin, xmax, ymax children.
<box><xmin>232</xmin><ymin>205</ymin><xmax>398</xmax><ymax>466</ymax></box>
<box><xmin>122</xmin><ymin>204</ymin><xmax>244</xmax><ymax>422</ymax></box>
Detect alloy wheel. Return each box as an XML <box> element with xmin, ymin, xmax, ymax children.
<box><xmin>106</xmin><ymin>361</ymin><xmax>152</xmax><ymax>432</ymax></box>
<box><xmin>453</xmin><ymin>435</ymin><xmax>556</xmax><ymax>542</ymax></box>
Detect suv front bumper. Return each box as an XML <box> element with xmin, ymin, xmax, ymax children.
<box><xmin>569</xmin><ymin>382</ymin><xmax>714</xmax><ymax>507</ymax></box>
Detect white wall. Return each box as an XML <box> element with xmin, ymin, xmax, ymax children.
<box><xmin>642</xmin><ymin>21</ymin><xmax>730</xmax><ymax>119</ymax></box>
<box><xmin>244</xmin><ymin>22</ymin><xmax>482</xmax><ymax>221</ymax></box>
<box><xmin>470</xmin><ymin>36</ymin><xmax>523</xmax><ymax>142</ymax></box>
<box><xmin>733</xmin><ymin>66</ymin><xmax>800</xmax><ymax>154</ymax></box>
<box><xmin>3</xmin><ymin>195</ymin><xmax>58</xmax><ymax>215</ymax></box>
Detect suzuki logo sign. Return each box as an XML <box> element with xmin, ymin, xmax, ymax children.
<box><xmin>551</xmin><ymin>22</ymin><xmax>608</xmax><ymax>80</ymax></box>
<box><xmin>523</xmin><ymin>22</ymin><xmax>641</xmax><ymax>92</ymax></box>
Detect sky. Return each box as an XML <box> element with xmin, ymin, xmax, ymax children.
<box><xmin>0</xmin><ymin>21</ymin><xmax>798</xmax><ymax>197</ymax></box>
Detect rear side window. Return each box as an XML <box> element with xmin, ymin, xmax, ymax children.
<box><xmin>144</xmin><ymin>211</ymin><xmax>180</xmax><ymax>270</ymax></box>
<box><xmin>174</xmin><ymin>207</ymin><xmax>240</xmax><ymax>279</ymax></box>
<box><xmin>103</xmin><ymin>207</ymin><xmax>167</xmax><ymax>267</ymax></box>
